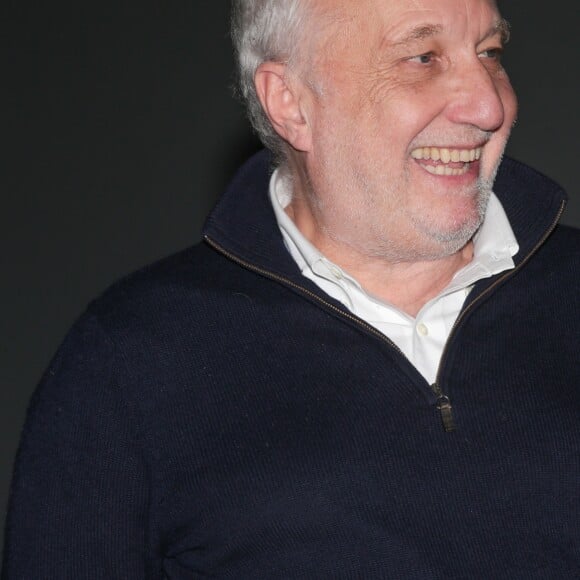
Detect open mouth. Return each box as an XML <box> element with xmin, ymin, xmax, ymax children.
<box><xmin>411</xmin><ymin>146</ymin><xmax>482</xmax><ymax>176</ymax></box>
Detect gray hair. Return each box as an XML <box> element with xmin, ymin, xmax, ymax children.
<box><xmin>231</xmin><ymin>0</ymin><xmax>309</xmax><ymax>159</ymax></box>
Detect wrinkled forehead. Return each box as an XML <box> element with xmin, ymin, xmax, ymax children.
<box><xmin>308</xmin><ymin>0</ymin><xmax>503</xmax><ymax>39</ymax></box>
<box><xmin>312</xmin><ymin>0</ymin><xmax>500</xmax><ymax>15</ymax></box>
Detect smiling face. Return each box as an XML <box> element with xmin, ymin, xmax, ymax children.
<box><xmin>288</xmin><ymin>0</ymin><xmax>518</xmax><ymax>262</ymax></box>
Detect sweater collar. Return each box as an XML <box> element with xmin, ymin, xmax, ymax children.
<box><xmin>203</xmin><ymin>149</ymin><xmax>567</xmax><ymax>283</ymax></box>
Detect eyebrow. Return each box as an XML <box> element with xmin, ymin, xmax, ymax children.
<box><xmin>385</xmin><ymin>17</ymin><xmax>511</xmax><ymax>50</ymax></box>
<box><xmin>486</xmin><ymin>18</ymin><xmax>511</xmax><ymax>45</ymax></box>
<box><xmin>390</xmin><ymin>24</ymin><xmax>444</xmax><ymax>48</ymax></box>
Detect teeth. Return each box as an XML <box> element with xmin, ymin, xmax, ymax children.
<box><xmin>411</xmin><ymin>146</ymin><xmax>483</xmax><ymax>163</ymax></box>
<box><xmin>423</xmin><ymin>163</ymin><xmax>471</xmax><ymax>176</ymax></box>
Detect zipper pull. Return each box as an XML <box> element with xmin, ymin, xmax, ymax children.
<box><xmin>431</xmin><ymin>383</ymin><xmax>456</xmax><ymax>433</ymax></box>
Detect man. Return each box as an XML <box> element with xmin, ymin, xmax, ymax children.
<box><xmin>3</xmin><ymin>0</ymin><xmax>578</xmax><ymax>577</ymax></box>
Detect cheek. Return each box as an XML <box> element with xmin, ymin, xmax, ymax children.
<box><xmin>369</xmin><ymin>76</ymin><xmax>450</xmax><ymax>147</ymax></box>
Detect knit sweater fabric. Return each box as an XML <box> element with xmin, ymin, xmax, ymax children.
<box><xmin>3</xmin><ymin>151</ymin><xmax>579</xmax><ymax>579</ymax></box>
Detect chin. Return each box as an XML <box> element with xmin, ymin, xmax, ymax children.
<box><xmin>415</xmin><ymin>200</ymin><xmax>488</xmax><ymax>259</ymax></box>
<box><xmin>442</xmin><ymin>179</ymin><xmax>490</xmax><ymax>232</ymax></box>
<box><xmin>432</xmin><ymin>221</ymin><xmax>480</xmax><ymax>255</ymax></box>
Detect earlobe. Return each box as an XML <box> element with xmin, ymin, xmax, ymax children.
<box><xmin>254</xmin><ymin>62</ymin><xmax>312</xmax><ymax>152</ymax></box>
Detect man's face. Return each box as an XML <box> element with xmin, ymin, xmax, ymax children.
<box><xmin>294</xmin><ymin>0</ymin><xmax>518</xmax><ymax>262</ymax></box>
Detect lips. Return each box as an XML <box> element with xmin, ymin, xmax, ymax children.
<box><xmin>411</xmin><ymin>146</ymin><xmax>483</xmax><ymax>176</ymax></box>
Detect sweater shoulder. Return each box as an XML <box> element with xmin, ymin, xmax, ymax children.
<box><xmin>84</xmin><ymin>242</ymin><xmax>234</xmax><ymax>336</ymax></box>
<box><xmin>538</xmin><ymin>223</ymin><xmax>580</xmax><ymax>269</ymax></box>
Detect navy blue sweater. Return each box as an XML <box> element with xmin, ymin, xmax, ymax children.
<box><xmin>3</xmin><ymin>151</ymin><xmax>580</xmax><ymax>578</ymax></box>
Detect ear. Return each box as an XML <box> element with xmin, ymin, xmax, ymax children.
<box><xmin>254</xmin><ymin>62</ymin><xmax>312</xmax><ymax>152</ymax></box>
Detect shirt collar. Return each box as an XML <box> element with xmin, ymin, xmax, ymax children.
<box><xmin>269</xmin><ymin>170</ymin><xmax>329</xmax><ymax>277</ymax></box>
<box><xmin>269</xmin><ymin>168</ymin><xmax>519</xmax><ymax>297</ymax></box>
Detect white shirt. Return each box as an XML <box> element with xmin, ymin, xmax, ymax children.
<box><xmin>269</xmin><ymin>169</ymin><xmax>519</xmax><ymax>384</ymax></box>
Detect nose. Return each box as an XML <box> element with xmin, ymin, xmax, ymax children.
<box><xmin>445</xmin><ymin>57</ymin><xmax>508</xmax><ymax>132</ymax></box>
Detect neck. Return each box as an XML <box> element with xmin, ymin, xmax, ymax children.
<box><xmin>332</xmin><ymin>243</ymin><xmax>474</xmax><ymax>317</ymax></box>
<box><xmin>285</xmin><ymin>202</ymin><xmax>474</xmax><ymax>318</ymax></box>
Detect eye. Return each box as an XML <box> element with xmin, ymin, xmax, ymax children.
<box><xmin>408</xmin><ymin>52</ymin><xmax>435</xmax><ymax>65</ymax></box>
<box><xmin>479</xmin><ymin>47</ymin><xmax>504</xmax><ymax>61</ymax></box>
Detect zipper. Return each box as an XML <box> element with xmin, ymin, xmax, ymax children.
<box><xmin>204</xmin><ymin>236</ymin><xmax>408</xmax><ymax>358</ymax></box>
<box><xmin>430</xmin><ymin>383</ymin><xmax>456</xmax><ymax>432</ymax></box>
<box><xmin>205</xmin><ymin>199</ymin><xmax>565</xmax><ymax>433</ymax></box>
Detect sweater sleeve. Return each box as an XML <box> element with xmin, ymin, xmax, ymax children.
<box><xmin>2</xmin><ymin>313</ymin><xmax>160</xmax><ymax>579</ymax></box>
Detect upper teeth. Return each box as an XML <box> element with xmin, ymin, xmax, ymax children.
<box><xmin>411</xmin><ymin>147</ymin><xmax>482</xmax><ymax>163</ymax></box>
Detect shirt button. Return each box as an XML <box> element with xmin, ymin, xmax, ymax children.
<box><xmin>417</xmin><ymin>323</ymin><xmax>429</xmax><ymax>336</ymax></box>
<box><xmin>329</xmin><ymin>265</ymin><xmax>343</xmax><ymax>280</ymax></box>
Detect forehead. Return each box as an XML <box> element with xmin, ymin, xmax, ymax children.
<box><xmin>317</xmin><ymin>0</ymin><xmax>502</xmax><ymax>41</ymax></box>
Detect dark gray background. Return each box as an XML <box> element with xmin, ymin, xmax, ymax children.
<box><xmin>1</xmin><ymin>0</ymin><xmax>578</xmax><ymax>558</ymax></box>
